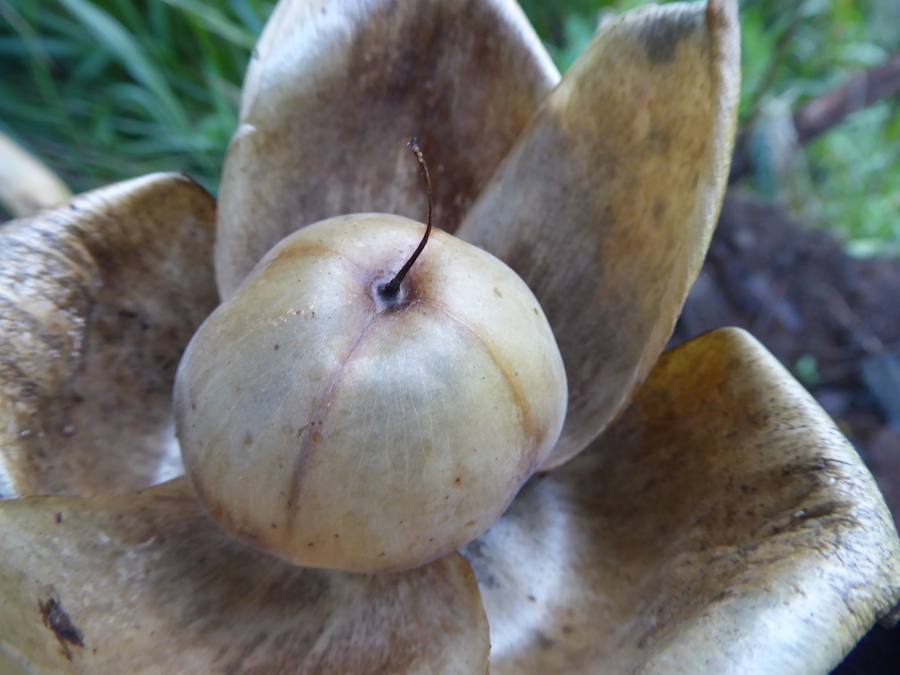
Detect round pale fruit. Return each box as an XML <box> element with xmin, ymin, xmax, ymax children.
<box><xmin>174</xmin><ymin>213</ymin><xmax>566</xmax><ymax>572</ymax></box>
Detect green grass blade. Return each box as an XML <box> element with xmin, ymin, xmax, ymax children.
<box><xmin>55</xmin><ymin>0</ymin><xmax>189</xmax><ymax>129</ymax></box>
<box><xmin>160</xmin><ymin>0</ymin><xmax>258</xmax><ymax>50</ymax></box>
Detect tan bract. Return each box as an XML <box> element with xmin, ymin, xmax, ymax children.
<box><xmin>0</xmin><ymin>131</ymin><xmax>72</xmax><ymax>217</ymax></box>
<box><xmin>0</xmin><ymin>174</ymin><xmax>217</xmax><ymax>498</ymax></box>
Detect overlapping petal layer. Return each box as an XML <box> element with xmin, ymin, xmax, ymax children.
<box><xmin>458</xmin><ymin>0</ymin><xmax>741</xmax><ymax>468</ymax></box>
<box><xmin>0</xmin><ymin>478</ymin><xmax>490</xmax><ymax>674</ymax></box>
<box><xmin>216</xmin><ymin>0</ymin><xmax>559</xmax><ymax>297</ymax></box>
<box><xmin>0</xmin><ymin>174</ymin><xmax>217</xmax><ymax>498</ymax></box>
<box><xmin>463</xmin><ymin>328</ymin><xmax>900</xmax><ymax>675</ymax></box>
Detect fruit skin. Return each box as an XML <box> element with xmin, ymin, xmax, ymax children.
<box><xmin>174</xmin><ymin>214</ymin><xmax>567</xmax><ymax>573</ymax></box>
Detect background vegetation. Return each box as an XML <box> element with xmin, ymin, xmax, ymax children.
<box><xmin>1</xmin><ymin>0</ymin><xmax>898</xmax><ymax>252</ymax></box>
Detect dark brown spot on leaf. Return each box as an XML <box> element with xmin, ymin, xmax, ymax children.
<box><xmin>535</xmin><ymin>632</ymin><xmax>555</xmax><ymax>649</ymax></box>
<box><xmin>653</xmin><ymin>199</ymin><xmax>667</xmax><ymax>221</ymax></box>
<box><xmin>39</xmin><ymin>597</ymin><xmax>84</xmax><ymax>659</ymax></box>
<box><xmin>640</xmin><ymin>8</ymin><xmax>702</xmax><ymax>63</ymax></box>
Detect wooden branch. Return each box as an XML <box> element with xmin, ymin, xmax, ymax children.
<box><xmin>729</xmin><ymin>52</ymin><xmax>900</xmax><ymax>184</ymax></box>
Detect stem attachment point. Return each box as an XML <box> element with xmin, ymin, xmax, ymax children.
<box><xmin>380</xmin><ymin>138</ymin><xmax>433</xmax><ymax>300</ymax></box>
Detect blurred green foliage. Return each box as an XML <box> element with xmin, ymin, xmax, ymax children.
<box><xmin>738</xmin><ymin>0</ymin><xmax>900</xmax><ymax>256</ymax></box>
<box><xmin>0</xmin><ymin>0</ymin><xmax>271</xmax><ymax>193</ymax></box>
<box><xmin>1</xmin><ymin>0</ymin><xmax>898</xmax><ymax>252</ymax></box>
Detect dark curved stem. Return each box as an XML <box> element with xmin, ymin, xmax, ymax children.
<box><xmin>381</xmin><ymin>138</ymin><xmax>433</xmax><ymax>298</ymax></box>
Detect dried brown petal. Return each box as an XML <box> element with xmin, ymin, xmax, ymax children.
<box><xmin>215</xmin><ymin>0</ymin><xmax>559</xmax><ymax>297</ymax></box>
<box><xmin>0</xmin><ymin>174</ymin><xmax>217</xmax><ymax>498</ymax></box>
<box><xmin>457</xmin><ymin>0</ymin><xmax>741</xmax><ymax>468</ymax></box>
<box><xmin>0</xmin><ymin>478</ymin><xmax>489</xmax><ymax>674</ymax></box>
<box><xmin>463</xmin><ymin>328</ymin><xmax>900</xmax><ymax>675</ymax></box>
